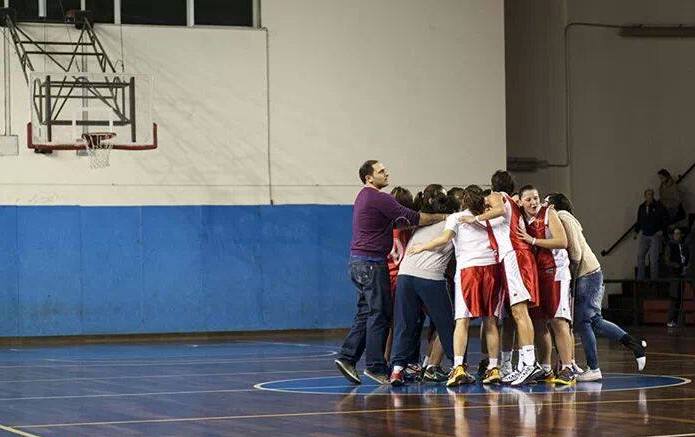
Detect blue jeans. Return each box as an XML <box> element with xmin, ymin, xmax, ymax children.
<box><xmin>391</xmin><ymin>275</ymin><xmax>455</xmax><ymax>367</ymax></box>
<box><xmin>574</xmin><ymin>269</ymin><xmax>628</xmax><ymax>370</ymax></box>
<box><xmin>338</xmin><ymin>257</ymin><xmax>392</xmax><ymax>374</ymax></box>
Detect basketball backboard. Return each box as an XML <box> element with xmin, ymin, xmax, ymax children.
<box><xmin>28</xmin><ymin>72</ymin><xmax>156</xmax><ymax>151</ymax></box>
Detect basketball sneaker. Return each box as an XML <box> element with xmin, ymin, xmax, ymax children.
<box><xmin>501</xmin><ymin>368</ymin><xmax>520</xmax><ymax>385</ymax></box>
<box><xmin>541</xmin><ymin>368</ymin><xmax>555</xmax><ymax>383</ymax></box>
<box><xmin>390</xmin><ymin>368</ymin><xmax>405</xmax><ymax>386</ymax></box>
<box><xmin>482</xmin><ymin>367</ymin><xmax>502</xmax><ymax>384</ymax></box>
<box><xmin>510</xmin><ymin>362</ymin><xmax>545</xmax><ymax>386</ymax></box>
<box><xmin>477</xmin><ymin>358</ymin><xmax>490</xmax><ymax>379</ymax></box>
<box><xmin>405</xmin><ymin>363</ymin><xmax>423</xmax><ymax>382</ymax></box>
<box><xmin>446</xmin><ymin>365</ymin><xmax>475</xmax><ymax>387</ymax></box>
<box><xmin>423</xmin><ymin>365</ymin><xmax>449</xmax><ymax>383</ymax></box>
<box><xmin>554</xmin><ymin>367</ymin><xmax>576</xmax><ymax>385</ymax></box>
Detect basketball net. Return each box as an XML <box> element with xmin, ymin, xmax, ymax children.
<box><xmin>82</xmin><ymin>133</ymin><xmax>115</xmax><ymax>169</ymax></box>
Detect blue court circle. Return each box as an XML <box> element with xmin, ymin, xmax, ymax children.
<box><xmin>255</xmin><ymin>373</ymin><xmax>690</xmax><ymax>396</ymax></box>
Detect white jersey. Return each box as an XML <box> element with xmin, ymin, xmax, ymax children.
<box><xmin>445</xmin><ymin>210</ymin><xmax>497</xmax><ymax>269</ymax></box>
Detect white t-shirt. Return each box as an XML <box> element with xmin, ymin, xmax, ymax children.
<box><xmin>445</xmin><ymin>210</ymin><xmax>498</xmax><ymax>269</ymax></box>
<box><xmin>398</xmin><ymin>221</ymin><xmax>454</xmax><ymax>281</ymax></box>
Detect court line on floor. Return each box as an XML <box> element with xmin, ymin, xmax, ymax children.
<box><xmin>253</xmin><ymin>373</ymin><xmax>691</xmax><ymax>396</ymax></box>
<box><xmin>38</xmin><ymin>343</ymin><xmax>337</xmax><ymax>363</ymax></box>
<box><xmin>0</xmin><ymin>369</ymin><xmax>337</xmax><ymax>384</ymax></box>
<box><xmin>0</xmin><ymin>352</ymin><xmax>338</xmax><ymax>369</ymax></box>
<box><xmin>16</xmin><ymin>396</ymin><xmax>695</xmax><ymax>430</ymax></box>
<box><xmin>0</xmin><ymin>388</ymin><xmax>259</xmax><ymax>402</ymax></box>
<box><xmin>647</xmin><ymin>433</ymin><xmax>695</xmax><ymax>437</ymax></box>
<box><xmin>0</xmin><ymin>423</ymin><xmax>41</xmax><ymax>437</ymax></box>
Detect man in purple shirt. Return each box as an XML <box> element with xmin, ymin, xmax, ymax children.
<box><xmin>335</xmin><ymin>160</ymin><xmax>447</xmax><ymax>384</ymax></box>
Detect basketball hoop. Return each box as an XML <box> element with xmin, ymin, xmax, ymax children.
<box><xmin>81</xmin><ymin>132</ymin><xmax>115</xmax><ymax>169</ymax></box>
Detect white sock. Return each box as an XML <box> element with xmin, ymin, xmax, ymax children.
<box><xmin>422</xmin><ymin>356</ymin><xmax>430</xmax><ymax>368</ymax></box>
<box><xmin>488</xmin><ymin>358</ymin><xmax>499</xmax><ymax>369</ymax></box>
<box><xmin>521</xmin><ymin>345</ymin><xmax>536</xmax><ymax>366</ymax></box>
<box><xmin>454</xmin><ymin>356</ymin><xmax>464</xmax><ymax>367</ymax></box>
<box><xmin>393</xmin><ymin>365</ymin><xmax>404</xmax><ymax>372</ymax></box>
<box><xmin>541</xmin><ymin>364</ymin><xmax>552</xmax><ymax>373</ymax></box>
<box><xmin>516</xmin><ymin>350</ymin><xmax>523</xmax><ymax>371</ymax></box>
<box><xmin>501</xmin><ymin>350</ymin><xmax>512</xmax><ymax>364</ymax></box>
<box><xmin>562</xmin><ymin>363</ymin><xmax>572</xmax><ymax>370</ymax></box>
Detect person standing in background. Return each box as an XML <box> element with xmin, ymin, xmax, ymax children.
<box><xmin>658</xmin><ymin>169</ymin><xmax>683</xmax><ymax>226</ymax></box>
<box><xmin>636</xmin><ymin>189</ymin><xmax>668</xmax><ymax>280</ymax></box>
<box><xmin>666</xmin><ymin>227</ymin><xmax>690</xmax><ymax>327</ymax></box>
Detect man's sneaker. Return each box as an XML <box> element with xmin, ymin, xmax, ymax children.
<box><xmin>390</xmin><ymin>368</ymin><xmax>405</xmax><ymax>386</ymax></box>
<box><xmin>501</xmin><ymin>369</ymin><xmax>520</xmax><ymax>385</ymax></box>
<box><xmin>335</xmin><ymin>358</ymin><xmax>361</xmax><ymax>384</ymax></box>
<box><xmin>577</xmin><ymin>368</ymin><xmax>602</xmax><ymax>382</ymax></box>
<box><xmin>423</xmin><ymin>365</ymin><xmax>449</xmax><ymax>383</ymax></box>
<box><xmin>482</xmin><ymin>367</ymin><xmax>502</xmax><ymax>384</ymax></box>
<box><xmin>554</xmin><ymin>367</ymin><xmax>577</xmax><ymax>385</ymax></box>
<box><xmin>510</xmin><ymin>363</ymin><xmax>545</xmax><ymax>386</ymax></box>
<box><xmin>363</xmin><ymin>369</ymin><xmax>390</xmax><ymax>385</ymax></box>
<box><xmin>571</xmin><ymin>362</ymin><xmax>584</xmax><ymax>376</ymax></box>
<box><xmin>667</xmin><ymin>320</ymin><xmax>678</xmax><ymax>328</ymax></box>
<box><xmin>477</xmin><ymin>358</ymin><xmax>490</xmax><ymax>379</ymax></box>
<box><xmin>621</xmin><ymin>335</ymin><xmax>647</xmax><ymax>371</ymax></box>
<box><xmin>446</xmin><ymin>365</ymin><xmax>475</xmax><ymax>387</ymax></box>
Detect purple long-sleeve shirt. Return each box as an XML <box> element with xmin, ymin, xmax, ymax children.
<box><xmin>350</xmin><ymin>187</ymin><xmax>421</xmax><ymax>259</ymax></box>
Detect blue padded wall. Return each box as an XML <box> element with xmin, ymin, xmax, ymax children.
<box><xmin>1</xmin><ymin>205</ymin><xmax>355</xmax><ymax>336</ymax></box>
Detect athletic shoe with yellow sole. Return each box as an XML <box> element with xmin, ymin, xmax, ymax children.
<box><xmin>482</xmin><ymin>367</ymin><xmax>502</xmax><ymax>384</ymax></box>
<box><xmin>554</xmin><ymin>367</ymin><xmax>577</xmax><ymax>385</ymax></box>
<box><xmin>541</xmin><ymin>369</ymin><xmax>555</xmax><ymax>383</ymax></box>
<box><xmin>446</xmin><ymin>365</ymin><xmax>475</xmax><ymax>387</ymax></box>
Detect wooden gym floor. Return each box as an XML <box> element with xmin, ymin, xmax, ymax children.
<box><xmin>0</xmin><ymin>327</ymin><xmax>691</xmax><ymax>436</ymax></box>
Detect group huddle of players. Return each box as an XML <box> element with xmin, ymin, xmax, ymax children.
<box><xmin>384</xmin><ymin>170</ymin><xmax>647</xmax><ymax>387</ymax></box>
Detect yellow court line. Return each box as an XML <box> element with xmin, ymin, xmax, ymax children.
<box><xmin>17</xmin><ymin>396</ymin><xmax>695</xmax><ymax>429</ymax></box>
<box><xmin>0</xmin><ymin>423</ymin><xmax>41</xmax><ymax>437</ymax></box>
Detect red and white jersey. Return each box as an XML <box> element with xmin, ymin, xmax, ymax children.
<box><xmin>445</xmin><ymin>210</ymin><xmax>498</xmax><ymax>269</ymax></box>
<box><xmin>526</xmin><ymin>206</ymin><xmax>571</xmax><ymax>280</ymax></box>
<box><xmin>490</xmin><ymin>191</ymin><xmax>532</xmax><ymax>259</ymax></box>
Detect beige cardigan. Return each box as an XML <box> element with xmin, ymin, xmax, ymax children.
<box><xmin>557</xmin><ymin>210</ymin><xmax>601</xmax><ymax>278</ymax></box>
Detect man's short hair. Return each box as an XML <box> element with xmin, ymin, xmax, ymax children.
<box><xmin>359</xmin><ymin>160</ymin><xmax>378</xmax><ymax>184</ymax></box>
<box><xmin>644</xmin><ymin>188</ymin><xmax>654</xmax><ymax>196</ymax></box>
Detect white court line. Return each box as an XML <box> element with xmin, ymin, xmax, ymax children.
<box><xmin>646</xmin><ymin>434</ymin><xmax>695</xmax><ymax>437</ymax></box>
<box><xmin>42</xmin><ymin>352</ymin><xmax>321</xmax><ymax>364</ymax></box>
<box><xmin>0</xmin><ymin>423</ymin><xmax>41</xmax><ymax>437</ymax></box>
<box><xmin>0</xmin><ymin>388</ymin><xmax>259</xmax><ymax>402</ymax></box>
<box><xmin>41</xmin><ymin>343</ymin><xmax>337</xmax><ymax>363</ymax></box>
<box><xmin>253</xmin><ymin>373</ymin><xmax>692</xmax><ymax>396</ymax></box>
<box><xmin>0</xmin><ymin>369</ymin><xmax>336</xmax><ymax>384</ymax></box>
<box><xmin>0</xmin><ymin>351</ymin><xmax>337</xmax><ymax>369</ymax></box>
